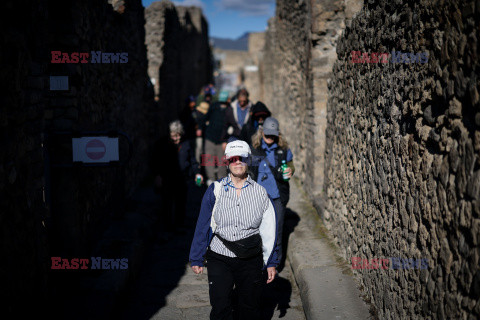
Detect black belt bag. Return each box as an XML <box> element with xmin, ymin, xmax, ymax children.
<box><xmin>215</xmin><ymin>233</ymin><xmax>262</xmax><ymax>259</ymax></box>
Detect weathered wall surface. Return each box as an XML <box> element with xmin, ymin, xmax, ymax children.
<box><xmin>46</xmin><ymin>0</ymin><xmax>155</xmax><ymax>256</ymax></box>
<box><xmin>1</xmin><ymin>0</ymin><xmax>156</xmax><ymax>315</ymax></box>
<box><xmin>214</xmin><ymin>48</ymin><xmax>252</xmax><ymax>74</ymax></box>
<box><xmin>261</xmin><ymin>0</ymin><xmax>362</xmax><ymax>206</ymax></box>
<box><xmin>0</xmin><ymin>0</ymin><xmax>50</xmax><ymax>314</ymax></box>
<box><xmin>260</xmin><ymin>0</ymin><xmax>315</xmax><ymax>198</ymax></box>
<box><xmin>325</xmin><ymin>0</ymin><xmax>480</xmax><ymax>318</ymax></box>
<box><xmin>261</xmin><ymin>0</ymin><xmax>480</xmax><ymax>318</ymax></box>
<box><xmin>145</xmin><ymin>1</ymin><xmax>212</xmax><ymax>128</ymax></box>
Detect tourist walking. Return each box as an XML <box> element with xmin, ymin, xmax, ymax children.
<box><xmin>189</xmin><ymin>139</ymin><xmax>279</xmax><ymax>320</ymax></box>
<box><xmin>200</xmin><ymin>94</ymin><xmax>230</xmax><ymax>186</ymax></box>
<box><xmin>221</xmin><ymin>88</ymin><xmax>253</xmax><ymax>147</ymax></box>
<box><xmin>153</xmin><ymin>121</ymin><xmax>203</xmax><ymax>230</ymax></box>
<box><xmin>250</xmin><ymin>117</ymin><xmax>294</xmax><ymax>270</ymax></box>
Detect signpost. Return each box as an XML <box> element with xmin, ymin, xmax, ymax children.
<box><xmin>72</xmin><ymin>136</ymin><xmax>120</xmax><ymax>163</ymax></box>
<box><xmin>46</xmin><ymin>131</ymin><xmax>131</xmax><ymax>167</ymax></box>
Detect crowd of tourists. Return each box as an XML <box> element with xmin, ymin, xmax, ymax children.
<box><xmin>154</xmin><ymin>84</ymin><xmax>295</xmax><ymax>320</ymax></box>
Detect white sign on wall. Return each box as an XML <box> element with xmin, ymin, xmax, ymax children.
<box><xmin>72</xmin><ymin>136</ymin><xmax>119</xmax><ymax>163</ymax></box>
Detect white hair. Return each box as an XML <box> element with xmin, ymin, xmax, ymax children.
<box><xmin>169</xmin><ymin>120</ymin><xmax>184</xmax><ymax>135</ymax></box>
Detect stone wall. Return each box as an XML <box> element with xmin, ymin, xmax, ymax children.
<box><xmin>260</xmin><ymin>0</ymin><xmax>315</xmax><ymax>198</ymax></box>
<box><xmin>261</xmin><ymin>0</ymin><xmax>480</xmax><ymax>318</ymax></box>
<box><xmin>1</xmin><ymin>0</ymin><xmax>156</xmax><ymax>315</ymax></box>
<box><xmin>45</xmin><ymin>0</ymin><xmax>155</xmax><ymax>256</ymax></box>
<box><xmin>325</xmin><ymin>0</ymin><xmax>480</xmax><ymax>318</ymax></box>
<box><xmin>260</xmin><ymin>0</ymin><xmax>362</xmax><ymax>207</ymax></box>
<box><xmin>1</xmin><ymin>0</ymin><xmax>50</xmax><ymax>314</ymax></box>
<box><xmin>145</xmin><ymin>1</ymin><xmax>212</xmax><ymax>129</ymax></box>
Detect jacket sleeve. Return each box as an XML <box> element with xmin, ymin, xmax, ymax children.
<box><xmin>259</xmin><ymin>194</ymin><xmax>280</xmax><ymax>268</ymax></box>
<box><xmin>189</xmin><ymin>184</ymin><xmax>216</xmax><ymax>267</ymax></box>
<box><xmin>188</xmin><ymin>142</ymin><xmax>200</xmax><ymax>176</ymax></box>
<box><xmin>221</xmin><ymin>106</ymin><xmax>237</xmax><ymax>142</ymax></box>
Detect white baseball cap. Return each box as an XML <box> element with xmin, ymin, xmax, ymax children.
<box><xmin>224</xmin><ymin>140</ymin><xmax>251</xmax><ymax>159</ymax></box>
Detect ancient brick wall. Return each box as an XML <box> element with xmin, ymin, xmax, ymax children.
<box><xmin>261</xmin><ymin>0</ymin><xmax>480</xmax><ymax>318</ymax></box>
<box><xmin>45</xmin><ymin>0</ymin><xmax>155</xmax><ymax>255</ymax></box>
<box><xmin>325</xmin><ymin>0</ymin><xmax>480</xmax><ymax>318</ymax></box>
<box><xmin>1</xmin><ymin>0</ymin><xmax>156</xmax><ymax>314</ymax></box>
<box><xmin>145</xmin><ymin>1</ymin><xmax>212</xmax><ymax>129</ymax></box>
<box><xmin>1</xmin><ymin>0</ymin><xmax>50</xmax><ymax>314</ymax></box>
<box><xmin>260</xmin><ymin>1</ymin><xmax>313</xmax><ymax>192</ymax></box>
<box><xmin>260</xmin><ymin>0</ymin><xmax>361</xmax><ymax>208</ymax></box>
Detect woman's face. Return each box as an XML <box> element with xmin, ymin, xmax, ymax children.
<box><xmin>228</xmin><ymin>156</ymin><xmax>248</xmax><ymax>177</ymax></box>
<box><xmin>262</xmin><ymin>133</ymin><xmax>277</xmax><ymax>145</ymax></box>
<box><xmin>170</xmin><ymin>132</ymin><xmax>181</xmax><ymax>145</ymax></box>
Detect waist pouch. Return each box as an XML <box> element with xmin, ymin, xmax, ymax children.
<box><xmin>215</xmin><ymin>233</ymin><xmax>262</xmax><ymax>259</ymax></box>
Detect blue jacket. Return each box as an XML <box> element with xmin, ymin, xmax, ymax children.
<box><xmin>189</xmin><ymin>179</ymin><xmax>280</xmax><ymax>269</ymax></box>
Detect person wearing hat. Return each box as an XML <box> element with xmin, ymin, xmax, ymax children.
<box><xmin>189</xmin><ymin>140</ymin><xmax>279</xmax><ymax>320</ymax></box>
<box><xmin>199</xmin><ymin>92</ymin><xmax>231</xmax><ymax>186</ymax></box>
<box><xmin>239</xmin><ymin>101</ymin><xmax>272</xmax><ymax>146</ymax></box>
<box><xmin>250</xmin><ymin>117</ymin><xmax>294</xmax><ymax>270</ymax></box>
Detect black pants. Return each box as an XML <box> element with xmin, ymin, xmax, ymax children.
<box><xmin>272</xmin><ymin>198</ymin><xmax>286</xmax><ymax>264</ymax></box>
<box><xmin>206</xmin><ymin>250</ymin><xmax>264</xmax><ymax>320</ymax></box>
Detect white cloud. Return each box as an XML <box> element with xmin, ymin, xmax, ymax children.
<box><xmin>173</xmin><ymin>0</ymin><xmax>205</xmax><ymax>9</ymax></box>
<box><xmin>215</xmin><ymin>0</ymin><xmax>274</xmax><ymax>16</ymax></box>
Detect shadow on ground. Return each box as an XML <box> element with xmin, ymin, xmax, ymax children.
<box><xmin>114</xmin><ymin>183</ymin><xmax>303</xmax><ymax>320</ymax></box>
<box><xmin>115</xmin><ymin>180</ymin><xmax>207</xmax><ymax>320</ymax></box>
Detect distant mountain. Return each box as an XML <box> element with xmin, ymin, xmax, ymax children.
<box><xmin>210</xmin><ymin>32</ymin><xmax>250</xmax><ymax>51</ymax></box>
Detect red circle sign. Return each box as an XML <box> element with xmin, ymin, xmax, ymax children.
<box><xmin>85</xmin><ymin>139</ymin><xmax>106</xmax><ymax>160</ymax></box>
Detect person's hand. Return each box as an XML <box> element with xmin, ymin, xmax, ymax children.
<box><xmin>222</xmin><ymin>142</ymin><xmax>227</xmax><ymax>151</ymax></box>
<box><xmin>195</xmin><ymin>174</ymin><xmax>204</xmax><ymax>184</ymax></box>
<box><xmin>196</xmin><ymin>129</ymin><xmax>202</xmax><ymax>137</ymax></box>
<box><xmin>191</xmin><ymin>266</ymin><xmax>204</xmax><ymax>274</ymax></box>
<box><xmin>266</xmin><ymin>267</ymin><xmax>276</xmax><ymax>284</ymax></box>
<box><xmin>284</xmin><ymin>167</ymin><xmax>293</xmax><ymax>179</ymax></box>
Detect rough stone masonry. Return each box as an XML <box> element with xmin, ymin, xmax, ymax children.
<box><xmin>260</xmin><ymin>0</ymin><xmax>480</xmax><ymax>318</ymax></box>
<box><xmin>145</xmin><ymin>0</ymin><xmax>212</xmax><ymax>128</ymax></box>
<box><xmin>1</xmin><ymin>0</ymin><xmax>211</xmax><ymax>317</ymax></box>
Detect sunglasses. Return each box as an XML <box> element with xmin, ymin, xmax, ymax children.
<box><xmin>264</xmin><ymin>135</ymin><xmax>277</xmax><ymax>140</ymax></box>
<box><xmin>227</xmin><ymin>156</ymin><xmax>249</xmax><ymax>164</ymax></box>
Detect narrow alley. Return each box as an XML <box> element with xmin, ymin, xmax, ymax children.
<box><xmin>3</xmin><ymin>0</ymin><xmax>479</xmax><ymax>319</ymax></box>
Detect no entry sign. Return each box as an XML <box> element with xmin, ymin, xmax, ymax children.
<box><xmin>72</xmin><ymin>136</ymin><xmax>119</xmax><ymax>163</ymax></box>
<box><xmin>85</xmin><ymin>139</ymin><xmax>106</xmax><ymax>160</ymax></box>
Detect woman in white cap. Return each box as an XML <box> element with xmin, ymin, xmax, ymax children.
<box><xmin>250</xmin><ymin>117</ymin><xmax>294</xmax><ymax>271</ymax></box>
<box><xmin>189</xmin><ymin>139</ymin><xmax>279</xmax><ymax>320</ymax></box>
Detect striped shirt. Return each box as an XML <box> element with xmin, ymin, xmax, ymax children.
<box><xmin>210</xmin><ymin>174</ymin><xmax>270</xmax><ymax>257</ymax></box>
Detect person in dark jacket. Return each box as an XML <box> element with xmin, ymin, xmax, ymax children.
<box><xmin>153</xmin><ymin>121</ymin><xmax>203</xmax><ymax>230</ymax></box>
<box><xmin>239</xmin><ymin>101</ymin><xmax>271</xmax><ymax>146</ymax></box>
<box><xmin>200</xmin><ymin>95</ymin><xmax>229</xmax><ymax>186</ymax></box>
<box><xmin>221</xmin><ymin>88</ymin><xmax>253</xmax><ymax>148</ymax></box>
<box><xmin>180</xmin><ymin>95</ymin><xmax>205</xmax><ymax>163</ymax></box>
<box><xmin>249</xmin><ymin>117</ymin><xmax>294</xmax><ymax>270</ymax></box>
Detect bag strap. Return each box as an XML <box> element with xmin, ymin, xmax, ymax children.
<box><xmin>210</xmin><ymin>179</ymin><xmax>223</xmax><ymax>233</ymax></box>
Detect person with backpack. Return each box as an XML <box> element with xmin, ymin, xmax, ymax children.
<box><xmin>250</xmin><ymin>117</ymin><xmax>294</xmax><ymax>270</ymax></box>
<box><xmin>239</xmin><ymin>101</ymin><xmax>271</xmax><ymax>146</ymax></box>
<box><xmin>189</xmin><ymin>140</ymin><xmax>279</xmax><ymax>320</ymax></box>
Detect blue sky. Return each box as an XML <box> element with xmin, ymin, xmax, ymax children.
<box><xmin>141</xmin><ymin>0</ymin><xmax>275</xmax><ymax>39</ymax></box>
